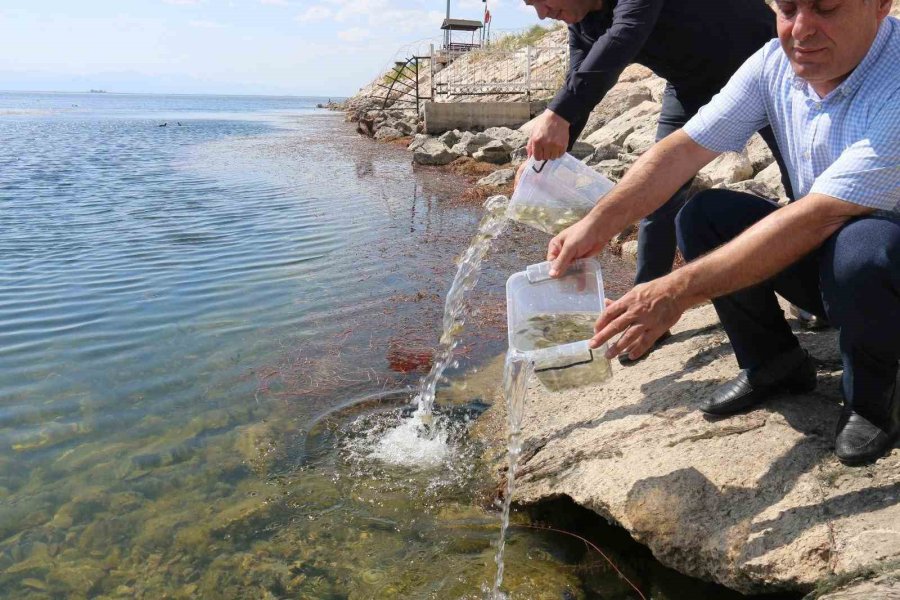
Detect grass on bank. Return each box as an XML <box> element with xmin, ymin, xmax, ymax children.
<box><xmin>491</xmin><ymin>23</ymin><xmax>562</xmax><ymax>51</ymax></box>
<box><xmin>382</xmin><ymin>64</ymin><xmax>417</xmax><ymax>86</ymax></box>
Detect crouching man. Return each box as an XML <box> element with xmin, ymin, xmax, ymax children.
<box><xmin>547</xmin><ymin>0</ymin><xmax>900</xmax><ymax>464</ymax></box>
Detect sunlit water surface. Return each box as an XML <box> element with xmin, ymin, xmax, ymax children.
<box><xmin>0</xmin><ymin>92</ymin><xmax>786</xmax><ymax>600</ymax></box>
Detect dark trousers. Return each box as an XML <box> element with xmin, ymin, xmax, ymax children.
<box><xmin>636</xmin><ymin>84</ymin><xmax>794</xmax><ymax>285</ymax></box>
<box><xmin>676</xmin><ymin>190</ymin><xmax>900</xmax><ymax>422</ymax></box>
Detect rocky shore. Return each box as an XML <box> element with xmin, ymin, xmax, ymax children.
<box><xmin>345</xmin><ymin>59</ymin><xmax>789</xmax><ymax>264</ymax></box>
<box><xmin>345</xmin><ymin>7</ymin><xmax>900</xmax><ymax>596</ymax></box>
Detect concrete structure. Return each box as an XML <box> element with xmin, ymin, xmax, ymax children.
<box><xmin>423</xmin><ymin>101</ymin><xmax>545</xmax><ymax>134</ymax></box>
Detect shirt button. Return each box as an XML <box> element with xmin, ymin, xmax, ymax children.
<box><xmin>813</xmin><ymin>102</ymin><xmax>822</xmax><ymax>110</ymax></box>
<box><xmin>803</xmin><ymin>151</ymin><xmax>811</xmax><ymax>159</ymax></box>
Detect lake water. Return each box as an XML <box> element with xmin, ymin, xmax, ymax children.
<box><xmin>0</xmin><ymin>91</ymin><xmax>796</xmax><ymax>599</ymax></box>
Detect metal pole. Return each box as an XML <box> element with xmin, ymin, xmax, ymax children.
<box><xmin>445</xmin><ymin>0</ymin><xmax>450</xmax><ymax>49</ymax></box>
<box><xmin>415</xmin><ymin>57</ymin><xmax>420</xmax><ymax>114</ymax></box>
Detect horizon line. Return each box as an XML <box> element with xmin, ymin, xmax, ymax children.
<box><xmin>0</xmin><ymin>89</ymin><xmax>348</xmax><ymax>99</ymax></box>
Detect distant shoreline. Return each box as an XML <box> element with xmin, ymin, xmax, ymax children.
<box><xmin>0</xmin><ymin>89</ymin><xmax>348</xmax><ymax>100</ymax></box>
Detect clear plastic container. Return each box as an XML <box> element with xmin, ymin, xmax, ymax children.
<box><xmin>508</xmin><ymin>154</ymin><xmax>615</xmax><ymax>235</ymax></box>
<box><xmin>506</xmin><ymin>259</ymin><xmax>612</xmax><ymax>391</ymax></box>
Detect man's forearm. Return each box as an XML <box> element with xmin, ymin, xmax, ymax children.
<box><xmin>671</xmin><ymin>194</ymin><xmax>875</xmax><ymax>310</ymax></box>
<box><xmin>588</xmin><ymin>131</ymin><xmax>718</xmax><ymax>241</ymax></box>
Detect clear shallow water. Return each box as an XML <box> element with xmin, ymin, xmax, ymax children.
<box><xmin>0</xmin><ymin>91</ymin><xmax>591</xmax><ymax>598</ymax></box>
<box><xmin>0</xmin><ymin>91</ymin><xmax>794</xmax><ymax>599</ymax></box>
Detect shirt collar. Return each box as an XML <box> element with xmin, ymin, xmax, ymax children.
<box><xmin>791</xmin><ymin>17</ymin><xmax>893</xmax><ymax>101</ymax></box>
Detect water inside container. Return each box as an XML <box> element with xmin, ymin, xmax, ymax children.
<box><xmin>507</xmin><ymin>154</ymin><xmax>615</xmax><ymax>235</ymax></box>
<box><xmin>506</xmin><ymin>259</ymin><xmax>612</xmax><ymax>391</ymax></box>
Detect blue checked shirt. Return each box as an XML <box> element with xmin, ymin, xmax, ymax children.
<box><xmin>683</xmin><ymin>17</ymin><xmax>900</xmax><ymax>213</ymax></box>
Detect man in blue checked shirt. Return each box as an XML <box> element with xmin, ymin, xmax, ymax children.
<box><xmin>547</xmin><ymin>0</ymin><xmax>900</xmax><ymax>465</ymax></box>
<box><xmin>521</xmin><ymin>0</ymin><xmax>792</xmax><ymax>357</ymax></box>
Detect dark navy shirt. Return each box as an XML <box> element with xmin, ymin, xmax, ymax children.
<box><xmin>548</xmin><ymin>0</ymin><xmax>776</xmax><ymax>129</ymax></box>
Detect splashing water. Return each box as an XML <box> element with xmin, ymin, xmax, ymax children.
<box><xmin>364</xmin><ymin>195</ymin><xmax>509</xmax><ymax>468</ymax></box>
<box><xmin>367</xmin><ymin>413</ymin><xmax>453</xmax><ymax>468</ymax></box>
<box><xmin>488</xmin><ymin>350</ymin><xmax>531</xmax><ymax>599</ymax></box>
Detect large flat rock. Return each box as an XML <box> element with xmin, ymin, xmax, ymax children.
<box><xmin>486</xmin><ymin>302</ymin><xmax>900</xmax><ymax>595</ymax></box>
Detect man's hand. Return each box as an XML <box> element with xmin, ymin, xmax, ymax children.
<box><xmin>590</xmin><ymin>276</ymin><xmax>688</xmax><ymax>360</ymax></box>
<box><xmin>546</xmin><ymin>216</ymin><xmax>606</xmax><ymax>277</ymax></box>
<box><xmin>527</xmin><ymin>109</ymin><xmax>570</xmax><ymax>161</ymax></box>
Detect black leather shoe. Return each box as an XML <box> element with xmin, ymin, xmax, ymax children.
<box><xmin>835</xmin><ymin>383</ymin><xmax>900</xmax><ymax>466</ymax></box>
<box><xmin>700</xmin><ymin>347</ymin><xmax>817</xmax><ymax>416</ymax></box>
<box><xmin>618</xmin><ymin>330</ymin><xmax>673</xmax><ymax>365</ymax></box>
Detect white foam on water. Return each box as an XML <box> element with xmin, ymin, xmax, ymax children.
<box><xmin>367</xmin><ymin>414</ymin><xmax>453</xmax><ymax>469</ymax></box>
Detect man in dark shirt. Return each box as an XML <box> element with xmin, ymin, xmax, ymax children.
<box><xmin>523</xmin><ymin>0</ymin><xmax>792</xmax><ymax>356</ymax></box>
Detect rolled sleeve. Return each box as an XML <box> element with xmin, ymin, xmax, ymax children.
<box><xmin>810</xmin><ymin>94</ymin><xmax>900</xmax><ymax>212</ymax></box>
<box><xmin>683</xmin><ymin>45</ymin><xmax>772</xmax><ymax>153</ymax></box>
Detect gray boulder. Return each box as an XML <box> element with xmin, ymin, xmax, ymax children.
<box><xmin>583</xmin><ymin>144</ymin><xmax>623</xmax><ymax>166</ymax></box>
<box><xmin>407</xmin><ymin>134</ymin><xmax>430</xmax><ymax>152</ymax></box>
<box><xmin>754</xmin><ymin>161</ymin><xmax>789</xmax><ymax>202</ymax></box>
<box><xmin>592</xmin><ymin>158</ymin><xmax>629</xmax><ymax>181</ymax></box>
<box><xmin>510</xmin><ymin>146</ymin><xmax>529</xmax><ymax>166</ymax></box>
<box><xmin>584</xmin><ymin>101</ymin><xmax>661</xmax><ymax>152</ymax></box>
<box><xmin>620</xmin><ymin>239</ymin><xmax>638</xmax><ymax>264</ymax></box>
<box><xmin>623</xmin><ymin>125</ymin><xmax>657</xmax><ymax>155</ymax></box>
<box><xmin>412</xmin><ymin>138</ymin><xmax>460</xmax><ymax>166</ymax></box>
<box><xmin>696</xmin><ymin>151</ymin><xmax>754</xmax><ymax>189</ymax></box>
<box><xmin>578</xmin><ymin>83</ymin><xmax>654</xmax><ymax>140</ymax></box>
<box><xmin>438</xmin><ymin>129</ymin><xmax>461</xmax><ymax>147</ymax></box>
<box><xmin>818</xmin><ymin>571</ymin><xmax>900</xmax><ymax>599</ymax></box>
<box><xmin>455</xmin><ymin>132</ymin><xmax>494</xmax><ymax>157</ymax></box>
<box><xmin>569</xmin><ymin>141</ymin><xmax>595</xmax><ymax>160</ymax></box>
<box><xmin>450</xmin><ymin>131</ymin><xmax>475</xmax><ymax>155</ymax></box>
<box><xmin>476</xmin><ymin>168</ymin><xmax>516</xmax><ymax>187</ymax></box>
<box><xmin>715</xmin><ymin>178</ymin><xmax>783</xmax><ymax>200</ymax></box>
<box><xmin>484</xmin><ymin>126</ymin><xmax>528</xmax><ymax>150</ymax></box>
<box><xmin>746</xmin><ymin>133</ymin><xmax>776</xmax><ymax>174</ymax></box>
<box><xmin>374</xmin><ymin>126</ymin><xmax>403</xmax><ymax>141</ymax></box>
<box><xmin>394</xmin><ymin>120</ymin><xmax>415</xmax><ymax>136</ymax></box>
<box><xmin>473</xmin><ymin>140</ymin><xmax>511</xmax><ymax>165</ymax></box>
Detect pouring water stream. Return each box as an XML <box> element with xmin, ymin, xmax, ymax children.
<box><xmin>411</xmin><ymin>195</ymin><xmax>511</xmax><ymax>428</ymax></box>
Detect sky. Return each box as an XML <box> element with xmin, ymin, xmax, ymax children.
<box><xmin>0</xmin><ymin>1</ymin><xmax>545</xmax><ymax>97</ymax></box>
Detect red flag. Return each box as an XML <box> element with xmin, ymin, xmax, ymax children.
<box><xmin>484</xmin><ymin>8</ymin><xmax>491</xmax><ymax>24</ymax></box>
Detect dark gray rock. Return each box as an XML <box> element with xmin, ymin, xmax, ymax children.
<box><xmin>412</xmin><ymin>138</ymin><xmax>460</xmax><ymax>166</ymax></box>
<box><xmin>476</xmin><ymin>168</ymin><xmax>516</xmax><ymax>187</ymax></box>
<box><xmin>473</xmin><ymin>140</ymin><xmax>511</xmax><ymax>165</ymax></box>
